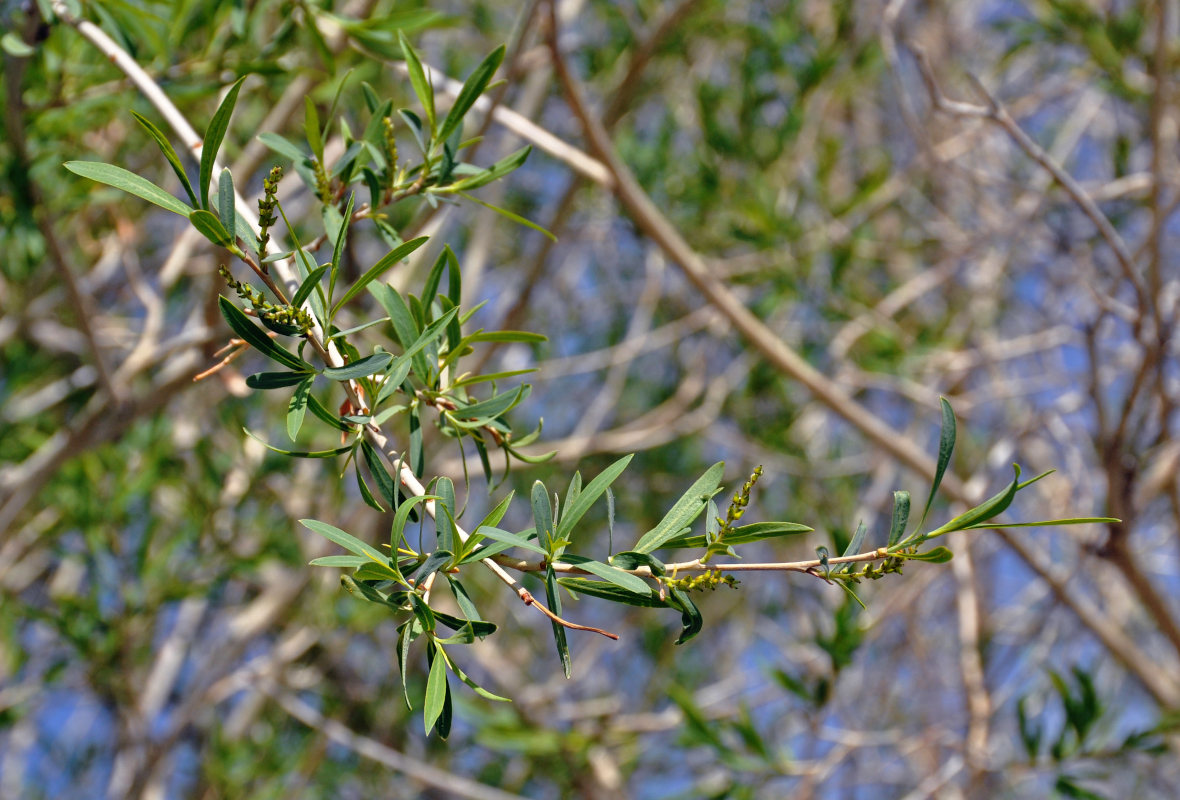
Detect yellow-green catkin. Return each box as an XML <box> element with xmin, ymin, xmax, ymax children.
<box><xmin>256</xmin><ymin>165</ymin><xmax>283</xmax><ymax>263</ymax></box>
<box><xmin>219</xmin><ymin>265</ymin><xmax>313</xmax><ymax>333</ymax></box>
<box><xmin>382</xmin><ymin>116</ymin><xmax>398</xmax><ymax>187</ymax></box>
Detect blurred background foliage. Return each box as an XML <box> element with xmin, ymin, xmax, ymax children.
<box><xmin>2</xmin><ymin>0</ymin><xmax>1180</xmax><ymax>797</ymax></box>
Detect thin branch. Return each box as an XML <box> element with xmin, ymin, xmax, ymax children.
<box><xmin>911</xmin><ymin>46</ymin><xmax>1149</xmax><ymax>311</ymax></box>
<box><xmin>267</xmin><ymin>683</ymin><xmax>530</xmax><ymax>800</ymax></box>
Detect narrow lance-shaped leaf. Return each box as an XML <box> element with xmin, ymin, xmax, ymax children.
<box><xmin>399</xmin><ymin>30</ymin><xmax>436</xmax><ymax>135</ymax></box>
<box><xmin>458</xmin><ymin>190</ymin><xmax>556</xmax><ymax>241</ymax></box>
<box><xmin>888</xmin><ymin>490</ymin><xmax>911</xmax><ymax>547</ymax></box>
<box><xmin>664</xmin><ymin>521</ymin><xmax>812</xmax><ymax>549</ymax></box>
<box><xmin>218</xmin><ymin>168</ymin><xmax>236</xmax><ymax>241</ymax></box>
<box><xmin>435</xmin><ymin>477</ymin><xmax>456</xmax><ymax>553</ymax></box>
<box><xmin>391</xmin><ymin>495</ymin><xmax>437</xmax><ymax>553</ymax></box>
<box><xmin>842</xmin><ymin>520</ymin><xmax>868</xmax><ymax>558</ymax></box>
<box><xmin>287</xmin><ymin>375</ymin><xmax>313</xmax><ymax>442</ymax></box>
<box><xmin>292</xmin><ymin>265</ymin><xmax>329</xmax><ymax>310</ymax></box>
<box><xmin>247</xmin><ymin>430</ymin><xmax>352</xmax><ymax>459</ymax></box>
<box><xmin>922</xmin><ymin>464</ymin><xmax>1025</xmax><ymax>540</ymax></box>
<box><xmin>531</xmin><ymin>480</ymin><xmax>555</xmax><ymax>554</ymax></box>
<box><xmin>918</xmin><ymin>397</ymin><xmax>956</xmax><ymax>529</ymax></box>
<box><xmin>190</xmin><ymin>209</ymin><xmax>232</xmax><ymax>247</ymax></box>
<box><xmin>445</xmin><ymin>145</ymin><xmax>532</xmax><ymax>191</ymax></box>
<box><xmin>545</xmin><ymin>566</ymin><xmax>571</xmax><ymax>678</ymax></box>
<box><xmin>199</xmin><ymin>76</ymin><xmax>247</xmax><ymax>209</ymax></box>
<box><xmin>960</xmin><ymin>516</ymin><xmax>1120</xmax><ymax>530</ymax></box>
<box><xmin>556</xmin><ymin>454</ymin><xmax>633</xmax><ymax>541</ymax></box>
<box><xmin>559</xmin><ymin>555</ymin><xmax>651</xmax><ymax>595</ymax></box>
<box><xmin>332</xmin><ymin>236</ymin><xmax>430</xmax><ymax>318</ymax></box>
<box><xmin>301</xmin><ymin>518</ymin><xmax>387</xmax><ymax>564</ymax></box>
<box><xmin>218</xmin><ymin>297</ymin><xmax>311</xmax><ymax>371</ymax></box>
<box><xmin>130</xmin><ymin>111</ymin><xmax>198</xmax><ymax>207</ymax></box>
<box><xmin>423</xmin><ymin>645</ymin><xmax>448</xmax><ymax>735</ymax></box>
<box><xmin>245</xmin><ymin>372</ymin><xmax>309</xmax><ymax>390</ymax></box>
<box><xmin>361</xmin><ymin>441</ymin><xmax>397</xmax><ymax>508</ymax></box>
<box><xmin>304</xmin><ymin>95</ymin><xmax>324</xmax><ymax>163</ymax></box>
<box><xmin>64</xmin><ymin>161</ymin><xmax>193</xmax><ymax>217</ymax></box>
<box><xmin>437</xmin><ymin>45</ymin><xmax>505</xmax><ymax>146</ymax></box>
<box><xmin>322</xmin><ymin>351</ymin><xmax>392</xmax><ymax>381</ymax></box>
<box><xmin>633</xmin><ymin>462</ymin><xmax>726</xmax><ymax>553</ymax></box>
<box><xmin>328</xmin><ymin>192</ymin><xmax>355</xmax><ymax>301</ymax></box>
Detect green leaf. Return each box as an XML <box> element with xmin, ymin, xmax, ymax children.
<box><xmin>531</xmin><ymin>480</ymin><xmax>555</xmax><ymax>554</ymax></box>
<box><xmin>633</xmin><ymin>462</ymin><xmax>726</xmax><ymax>553</ymax></box>
<box><xmin>322</xmin><ymin>352</ymin><xmax>392</xmax><ymax>380</ymax></box>
<box><xmin>435</xmin><ymin>477</ymin><xmax>456</xmax><ymax>553</ymax></box>
<box><xmin>369</xmin><ymin>282</ymin><xmax>419</xmax><ymax>350</ymax></box>
<box><xmin>437</xmin><ymin>45</ymin><xmax>505</xmax><ymax>146</ymax></box>
<box><xmin>961</xmin><ymin>516</ymin><xmax>1120</xmax><ymax>531</ymax></box>
<box><xmin>559</xmin><ymin>555</ymin><xmax>650</xmax><ymax>595</ymax></box>
<box><xmin>379</xmin><ymin>306</ymin><xmax>460</xmax><ymax>401</ymax></box>
<box><xmin>888</xmin><ymin>491</ymin><xmax>911</xmax><ymax>547</ymax></box>
<box><xmin>453</xmin><ymin>385</ymin><xmax>529</xmax><ymax>421</ymax></box>
<box><xmin>544</xmin><ymin>566</ymin><xmax>571</xmax><ymax>678</ymax></box>
<box><xmin>245</xmin><ymin>371</ymin><xmax>310</xmax><ymax>390</ymax></box>
<box><xmin>399</xmin><ymin>30</ymin><xmax>436</xmax><ymax>135</ymax></box>
<box><xmin>919</xmin><ymin>397</ymin><xmax>956</xmax><ymax>529</ymax></box>
<box><xmin>417</xmin><ymin>550</ymin><xmax>454</xmax><ymax>585</ymax></box>
<box><xmin>218</xmin><ymin>297</ymin><xmax>311</xmax><ymax>371</ymax></box>
<box><xmin>842</xmin><ymin>520</ymin><xmax>868</xmax><ymax>558</ymax></box>
<box><xmin>246</xmin><ymin>429</ymin><xmax>352</xmax><ymax>459</ymax></box>
<box><xmin>304</xmin><ymin>95</ymin><xmax>324</xmax><ymax>163</ymax></box>
<box><xmin>130</xmin><ymin>111</ymin><xmax>198</xmax><ymax>207</ymax></box>
<box><xmin>218</xmin><ymin>169</ymin><xmax>236</xmax><ymax>241</ymax></box>
<box><xmin>392</xmin><ymin>494</ymin><xmax>437</xmax><ymax>553</ymax></box>
<box><xmin>895</xmin><ymin>546</ymin><xmax>954</xmax><ymax>563</ymax></box>
<box><xmin>286</xmin><ymin>375</ymin><xmax>313</xmax><ymax>441</ymax></box>
<box><xmin>445</xmin><ymin>578</ymin><xmax>485</xmax><ymax>626</ymax></box>
<box><xmin>924</xmin><ymin>464</ymin><xmax>1024</xmax><ymax>539</ymax></box>
<box><xmin>308</xmin><ymin>555</ymin><xmax>369</xmax><ymax>567</ymax></box>
<box><xmin>557</xmin><ymin>577</ymin><xmax>668</xmax><ymax>608</ymax></box>
<box><xmin>329</xmin><ymin>192</ymin><xmax>355</xmax><ymax>300</ymax></box>
<box><xmin>361</xmin><ymin>441</ymin><xmax>397</xmax><ymax>507</ymax></box>
<box><xmin>433</xmin><ymin>613</ymin><xmax>496</xmax><ymax>641</ymax></box>
<box><xmin>307</xmin><ymin>393</ymin><xmax>352</xmax><ymax>432</ymax></box>
<box><xmin>397</xmin><ymin>622</ymin><xmax>416</xmax><ymax>709</ymax></box>
<box><xmin>424</xmin><ymin>645</ymin><xmax>448</xmax><ymax>735</ymax></box>
<box><xmin>662</xmin><ymin>521</ymin><xmax>813</xmax><ymax>549</ymax></box>
<box><xmin>447</xmin><ymin>655</ymin><xmax>511</xmax><ymax>702</ymax></box>
<box><xmin>200</xmin><ymin>76</ymin><xmax>247</xmax><ymax>209</ymax></box>
<box><xmin>301</xmin><ymin>518</ymin><xmax>388</xmax><ymax>564</ymax></box>
<box><xmin>1</xmin><ymin>31</ymin><xmax>36</xmax><ymax>57</ymax></box>
<box><xmin>190</xmin><ymin>209</ymin><xmax>233</xmax><ymax>247</ymax></box>
<box><xmin>668</xmin><ymin>587</ymin><xmax>703</xmax><ymax>645</ymax></box>
<box><xmin>607</xmin><ymin>551</ymin><xmax>666</xmax><ymax>574</ymax></box>
<box><xmin>445</xmin><ymin>145</ymin><xmax>531</xmax><ymax>191</ymax></box>
<box><xmin>457</xmin><ymin>492</ymin><xmax>515</xmax><ymax>560</ymax></box>
<box><xmin>64</xmin><ymin>161</ymin><xmax>192</xmax><ymax>217</ymax></box>
<box><xmin>458</xmin><ymin>191</ymin><xmax>555</xmax><ymax>240</ymax></box>
<box><xmin>470</xmin><ymin>526</ymin><xmax>546</xmax><ymax>555</ymax></box>
<box><xmin>292</xmin><ymin>265</ymin><xmax>329</xmax><ymax>310</ymax></box>
<box><xmin>331</xmin><ymin>236</ymin><xmax>430</xmax><ymax>318</ymax></box>
<box><xmin>555</xmin><ymin>454</ymin><xmax>633</xmax><ymax>542</ymax></box>
<box><xmin>257</xmin><ymin>131</ymin><xmax>307</xmax><ymax>162</ymax></box>
<box><xmin>356</xmin><ymin>463</ymin><xmax>385</xmax><ymax>512</ymax></box>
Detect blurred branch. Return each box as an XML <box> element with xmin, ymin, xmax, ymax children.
<box><xmin>266</xmin><ymin>683</ymin><xmax>530</xmax><ymax>800</ymax></box>
<box><xmin>911</xmin><ymin>46</ymin><xmax>1149</xmax><ymax>314</ymax></box>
